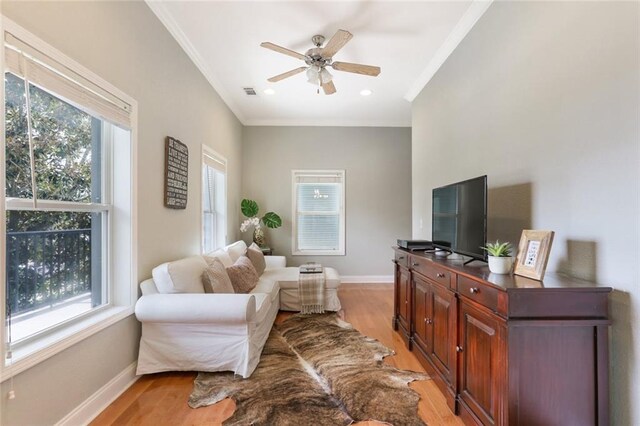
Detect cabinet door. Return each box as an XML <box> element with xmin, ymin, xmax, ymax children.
<box><xmin>398</xmin><ymin>266</ymin><xmax>411</xmax><ymax>330</ymax></box>
<box><xmin>412</xmin><ymin>276</ymin><xmax>431</xmax><ymax>353</ymax></box>
<box><xmin>459</xmin><ymin>300</ymin><xmax>506</xmax><ymax>426</ymax></box>
<box><xmin>429</xmin><ymin>284</ymin><xmax>457</xmax><ymax>387</ymax></box>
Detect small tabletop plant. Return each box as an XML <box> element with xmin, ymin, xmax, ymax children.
<box><xmin>481</xmin><ymin>241</ymin><xmax>514</xmax><ymax>274</ymax></box>
<box><xmin>481</xmin><ymin>241</ymin><xmax>513</xmax><ymax>257</ymax></box>
<box><xmin>240</xmin><ymin>199</ymin><xmax>282</xmax><ymax>247</ymax></box>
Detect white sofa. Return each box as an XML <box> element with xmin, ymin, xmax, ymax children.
<box><xmin>135</xmin><ymin>241</ymin><xmax>341</xmax><ymax>378</ymax></box>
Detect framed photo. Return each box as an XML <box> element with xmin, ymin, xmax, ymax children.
<box><xmin>514</xmin><ymin>230</ymin><xmax>555</xmax><ymax>281</ymax></box>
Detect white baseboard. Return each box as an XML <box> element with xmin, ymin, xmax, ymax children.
<box><xmin>340</xmin><ymin>275</ymin><xmax>394</xmax><ymax>284</ymax></box>
<box><xmin>56</xmin><ymin>362</ymin><xmax>139</xmax><ymax>426</ymax></box>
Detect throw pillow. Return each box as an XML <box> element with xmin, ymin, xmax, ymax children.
<box><xmin>246</xmin><ymin>242</ymin><xmax>266</xmax><ymax>275</ymax></box>
<box><xmin>152</xmin><ymin>255</ymin><xmax>208</xmax><ymax>294</ymax></box>
<box><xmin>201</xmin><ymin>258</ymin><xmax>235</xmax><ymax>294</ymax></box>
<box><xmin>226</xmin><ymin>255</ymin><xmax>259</xmax><ymax>294</ymax></box>
<box><xmin>226</xmin><ymin>241</ymin><xmax>248</xmax><ymax>263</ymax></box>
<box><xmin>203</xmin><ymin>248</ymin><xmax>234</xmax><ymax>268</ymax></box>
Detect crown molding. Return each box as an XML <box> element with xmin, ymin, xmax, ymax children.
<box><xmin>145</xmin><ymin>1</ymin><xmax>247</xmax><ymax>124</ymax></box>
<box><xmin>244</xmin><ymin>118</ymin><xmax>411</xmax><ymax>128</ymax></box>
<box><xmin>404</xmin><ymin>0</ymin><xmax>493</xmax><ymax>102</ymax></box>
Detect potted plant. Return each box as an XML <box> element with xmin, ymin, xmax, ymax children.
<box><xmin>482</xmin><ymin>241</ymin><xmax>514</xmax><ymax>274</ymax></box>
<box><xmin>240</xmin><ymin>199</ymin><xmax>282</xmax><ymax>247</ymax></box>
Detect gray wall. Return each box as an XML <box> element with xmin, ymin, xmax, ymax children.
<box><xmin>411</xmin><ymin>2</ymin><xmax>639</xmax><ymax>424</ymax></box>
<box><xmin>242</xmin><ymin>126</ymin><xmax>411</xmax><ymax>276</ymax></box>
<box><xmin>0</xmin><ymin>1</ymin><xmax>243</xmax><ymax>424</ymax></box>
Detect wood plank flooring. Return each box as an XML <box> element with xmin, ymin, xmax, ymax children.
<box><xmin>91</xmin><ymin>283</ymin><xmax>464</xmax><ymax>426</ymax></box>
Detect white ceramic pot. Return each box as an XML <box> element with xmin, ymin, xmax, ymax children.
<box><xmin>488</xmin><ymin>256</ymin><xmax>513</xmax><ymax>274</ymax></box>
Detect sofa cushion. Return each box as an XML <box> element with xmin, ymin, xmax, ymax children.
<box><xmin>202</xmin><ymin>258</ymin><xmax>235</xmax><ymax>294</ymax></box>
<box><xmin>226</xmin><ymin>256</ymin><xmax>259</xmax><ymax>293</ymax></box>
<box><xmin>251</xmin><ymin>277</ymin><xmax>280</xmax><ymax>303</ymax></box>
<box><xmin>246</xmin><ymin>243</ymin><xmax>266</xmax><ymax>275</ymax></box>
<box><xmin>261</xmin><ymin>267</ymin><xmax>341</xmax><ymax>290</ymax></box>
<box><xmin>226</xmin><ymin>241</ymin><xmax>248</xmax><ymax>263</ymax></box>
<box><xmin>152</xmin><ymin>255</ymin><xmax>208</xmax><ymax>294</ymax></box>
<box><xmin>203</xmin><ymin>248</ymin><xmax>233</xmax><ymax>268</ymax></box>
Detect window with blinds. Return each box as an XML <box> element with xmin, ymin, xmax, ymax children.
<box><xmin>202</xmin><ymin>148</ymin><xmax>227</xmax><ymax>253</ymax></box>
<box><xmin>2</xmin><ymin>19</ymin><xmax>136</xmax><ymax>373</ymax></box>
<box><xmin>292</xmin><ymin>170</ymin><xmax>345</xmax><ymax>255</ymax></box>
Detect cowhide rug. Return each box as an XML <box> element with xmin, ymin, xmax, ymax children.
<box><xmin>189</xmin><ymin>313</ymin><xmax>429</xmax><ymax>426</ymax></box>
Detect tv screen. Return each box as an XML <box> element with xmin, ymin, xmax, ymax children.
<box><xmin>432</xmin><ymin>176</ymin><xmax>487</xmax><ymax>260</ymax></box>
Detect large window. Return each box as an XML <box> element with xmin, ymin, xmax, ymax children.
<box><xmin>2</xmin><ymin>20</ymin><xmax>136</xmax><ymax>375</ymax></box>
<box><xmin>292</xmin><ymin>170</ymin><xmax>345</xmax><ymax>255</ymax></box>
<box><xmin>202</xmin><ymin>147</ymin><xmax>226</xmax><ymax>253</ymax></box>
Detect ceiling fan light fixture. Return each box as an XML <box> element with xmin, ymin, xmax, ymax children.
<box><xmin>306</xmin><ymin>66</ymin><xmax>320</xmax><ymax>85</ymax></box>
<box><xmin>360</xmin><ymin>89</ymin><xmax>372</xmax><ymax>96</ymax></box>
<box><xmin>319</xmin><ymin>68</ymin><xmax>333</xmax><ymax>84</ymax></box>
<box><xmin>263</xmin><ymin>88</ymin><xmax>275</xmax><ymax>95</ymax></box>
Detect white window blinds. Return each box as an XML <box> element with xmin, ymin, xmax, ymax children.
<box><xmin>292</xmin><ymin>170</ymin><xmax>345</xmax><ymax>255</ymax></box>
<box><xmin>202</xmin><ymin>149</ymin><xmax>227</xmax><ymax>252</ymax></box>
<box><xmin>4</xmin><ymin>31</ymin><xmax>132</xmax><ymax>129</ymax></box>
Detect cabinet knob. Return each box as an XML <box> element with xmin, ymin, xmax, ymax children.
<box><xmin>470</xmin><ymin>287</ymin><xmax>479</xmax><ymax>294</ymax></box>
<box><xmin>426</xmin><ymin>318</ymin><xmax>433</xmax><ymax>325</ymax></box>
<box><xmin>456</xmin><ymin>346</ymin><xmax>464</xmax><ymax>352</ymax></box>
<box><xmin>405</xmin><ymin>300</ymin><xmax>408</xmax><ymax>305</ymax></box>
<box><xmin>436</xmin><ymin>273</ymin><xmax>445</xmax><ymax>278</ymax></box>
<box><xmin>412</xmin><ymin>262</ymin><xmax>420</xmax><ymax>267</ymax></box>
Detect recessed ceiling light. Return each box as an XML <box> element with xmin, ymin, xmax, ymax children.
<box><xmin>360</xmin><ymin>89</ymin><xmax>372</xmax><ymax>96</ymax></box>
<box><xmin>264</xmin><ymin>88</ymin><xmax>275</xmax><ymax>95</ymax></box>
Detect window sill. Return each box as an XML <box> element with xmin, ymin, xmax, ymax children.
<box><xmin>292</xmin><ymin>250</ymin><xmax>345</xmax><ymax>256</ymax></box>
<box><xmin>1</xmin><ymin>305</ymin><xmax>134</xmax><ymax>382</ymax></box>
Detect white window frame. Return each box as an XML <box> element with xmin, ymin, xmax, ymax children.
<box><xmin>201</xmin><ymin>145</ymin><xmax>227</xmax><ymax>253</ymax></box>
<box><xmin>0</xmin><ymin>18</ymin><xmax>138</xmax><ymax>380</ymax></box>
<box><xmin>291</xmin><ymin>169</ymin><xmax>345</xmax><ymax>256</ymax></box>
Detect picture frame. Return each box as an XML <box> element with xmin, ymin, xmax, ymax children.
<box><xmin>514</xmin><ymin>230</ymin><xmax>555</xmax><ymax>281</ymax></box>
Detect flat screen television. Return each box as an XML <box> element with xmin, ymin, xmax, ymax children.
<box><xmin>432</xmin><ymin>175</ymin><xmax>487</xmax><ymax>261</ymax></box>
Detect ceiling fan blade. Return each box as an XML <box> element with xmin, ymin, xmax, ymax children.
<box><xmin>267</xmin><ymin>67</ymin><xmax>308</xmax><ymax>83</ymax></box>
<box><xmin>321</xmin><ymin>29</ymin><xmax>353</xmax><ymax>58</ymax></box>
<box><xmin>331</xmin><ymin>61</ymin><xmax>381</xmax><ymax>77</ymax></box>
<box><xmin>260</xmin><ymin>42</ymin><xmax>307</xmax><ymax>61</ymax></box>
<box><xmin>322</xmin><ymin>80</ymin><xmax>336</xmax><ymax>95</ymax></box>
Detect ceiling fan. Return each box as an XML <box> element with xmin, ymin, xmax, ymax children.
<box><xmin>261</xmin><ymin>29</ymin><xmax>381</xmax><ymax>95</ymax></box>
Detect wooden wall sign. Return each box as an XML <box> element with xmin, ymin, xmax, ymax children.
<box><xmin>164</xmin><ymin>136</ymin><xmax>188</xmax><ymax>209</ymax></box>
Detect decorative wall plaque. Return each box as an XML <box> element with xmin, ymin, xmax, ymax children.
<box><xmin>164</xmin><ymin>136</ymin><xmax>188</xmax><ymax>209</ymax></box>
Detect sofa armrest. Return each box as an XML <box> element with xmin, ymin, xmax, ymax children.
<box><xmin>265</xmin><ymin>255</ymin><xmax>286</xmax><ymax>269</ymax></box>
<box><xmin>135</xmin><ymin>294</ymin><xmax>256</xmax><ymax>324</ymax></box>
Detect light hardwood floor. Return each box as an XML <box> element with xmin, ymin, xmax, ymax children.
<box><xmin>91</xmin><ymin>283</ymin><xmax>464</xmax><ymax>426</ymax></box>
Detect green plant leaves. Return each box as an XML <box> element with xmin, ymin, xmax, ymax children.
<box><xmin>241</xmin><ymin>199</ymin><xmax>259</xmax><ymax>217</ymax></box>
<box><xmin>481</xmin><ymin>241</ymin><xmax>513</xmax><ymax>257</ymax></box>
<box><xmin>262</xmin><ymin>212</ymin><xmax>282</xmax><ymax>229</ymax></box>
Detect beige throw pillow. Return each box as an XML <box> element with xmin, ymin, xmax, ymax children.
<box><xmin>246</xmin><ymin>243</ymin><xmax>266</xmax><ymax>275</ymax></box>
<box><xmin>226</xmin><ymin>256</ymin><xmax>259</xmax><ymax>294</ymax></box>
<box><xmin>201</xmin><ymin>258</ymin><xmax>235</xmax><ymax>294</ymax></box>
<box><xmin>203</xmin><ymin>248</ymin><xmax>234</xmax><ymax>268</ymax></box>
<box><xmin>152</xmin><ymin>255</ymin><xmax>208</xmax><ymax>294</ymax></box>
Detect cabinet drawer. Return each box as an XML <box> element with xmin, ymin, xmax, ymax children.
<box><xmin>394</xmin><ymin>251</ymin><xmax>409</xmax><ymax>268</ymax></box>
<box><xmin>458</xmin><ymin>276</ymin><xmax>501</xmax><ymax>313</ymax></box>
<box><xmin>410</xmin><ymin>257</ymin><xmax>453</xmax><ymax>289</ymax></box>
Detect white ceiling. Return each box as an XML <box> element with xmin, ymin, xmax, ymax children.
<box><xmin>147</xmin><ymin>1</ymin><xmax>492</xmax><ymax>127</ymax></box>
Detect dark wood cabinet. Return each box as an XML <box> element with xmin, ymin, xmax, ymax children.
<box><xmin>392</xmin><ymin>247</ymin><xmax>611</xmax><ymax>426</ymax></box>
<box><xmin>458</xmin><ymin>299</ymin><xmax>506</xmax><ymax>426</ymax></box>
<box><xmin>393</xmin><ymin>261</ymin><xmax>412</xmax><ymax>348</ymax></box>
<box><xmin>430</xmin><ymin>283</ymin><xmax>457</xmax><ymax>387</ymax></box>
<box><xmin>409</xmin><ymin>263</ymin><xmax>458</xmax><ymax>411</ymax></box>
